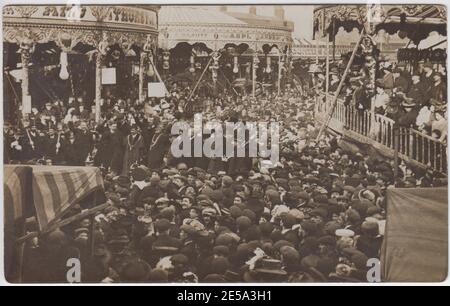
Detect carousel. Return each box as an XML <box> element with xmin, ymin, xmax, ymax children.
<box><xmin>3</xmin><ymin>5</ymin><xmax>160</xmax><ymax>122</ymax></box>
<box><xmin>157</xmin><ymin>6</ymin><xmax>294</xmax><ymax>97</ymax></box>
<box><xmin>313</xmin><ymin>4</ymin><xmax>447</xmax><ymax>174</ymax></box>
<box><xmin>313</xmin><ymin>4</ymin><xmax>446</xmax><ymax>93</ymax></box>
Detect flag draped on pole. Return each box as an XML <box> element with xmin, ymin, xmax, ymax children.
<box><xmin>4</xmin><ymin>165</ymin><xmax>33</xmax><ymax>282</ymax></box>
<box><xmin>4</xmin><ymin>165</ymin><xmax>106</xmax><ymax>282</ymax></box>
<box><xmin>4</xmin><ymin>165</ymin><xmax>32</xmax><ymax>222</ymax></box>
<box><xmin>30</xmin><ymin>166</ymin><xmax>104</xmax><ymax>231</ymax></box>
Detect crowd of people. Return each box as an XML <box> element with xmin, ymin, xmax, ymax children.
<box><xmin>5</xmin><ymin>62</ymin><xmax>447</xmax><ymax>283</ymax></box>
<box><xmin>305</xmin><ymin>58</ymin><xmax>447</xmax><ymax>143</ymax></box>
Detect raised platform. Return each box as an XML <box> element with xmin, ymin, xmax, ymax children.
<box><xmin>314</xmin><ymin>92</ymin><xmax>447</xmax><ymax>175</ymax></box>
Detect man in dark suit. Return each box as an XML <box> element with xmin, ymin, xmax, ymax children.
<box><xmin>76</xmin><ymin>121</ymin><xmax>94</xmax><ymax>164</ymax></box>
<box><xmin>25</xmin><ymin>124</ymin><xmax>44</xmax><ymax>160</ymax></box>
<box><xmin>147</xmin><ymin>123</ymin><xmax>170</xmax><ymax>170</ymax></box>
<box><xmin>393</xmin><ymin>68</ymin><xmax>410</xmax><ymax>94</ymax></box>
<box><xmin>42</xmin><ymin>126</ymin><xmax>58</xmax><ymax>162</ymax></box>
<box><xmin>421</xmin><ymin>62</ymin><xmax>434</xmax><ymax>97</ymax></box>
<box><xmin>381</xmin><ymin>67</ymin><xmax>394</xmax><ymax>95</ymax></box>
<box><xmin>8</xmin><ymin>130</ymin><xmax>27</xmax><ymax>162</ymax></box>
<box><xmin>76</xmin><ymin>104</ymin><xmax>90</xmax><ymax>121</ymax></box>
<box><xmin>407</xmin><ymin>72</ymin><xmax>427</xmax><ymax>107</ymax></box>
<box><xmin>141</xmin><ymin>218</ymin><xmax>181</xmax><ymax>266</ymax></box>
<box><xmin>97</xmin><ymin>122</ymin><xmax>125</xmax><ymax>175</ymax></box>
<box><xmin>430</xmin><ymin>73</ymin><xmax>446</xmax><ymax>103</ymax></box>
<box><xmin>352</xmin><ymin>81</ymin><xmax>371</xmax><ymax>111</ymax></box>
<box><xmin>63</xmin><ymin>131</ymin><xmax>83</xmax><ymax>166</ymax></box>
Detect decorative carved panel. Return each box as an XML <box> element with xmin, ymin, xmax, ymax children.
<box><xmin>314</xmin><ymin>4</ymin><xmax>446</xmax><ymax>37</ymax></box>
<box><xmin>3</xmin><ymin>5</ymin><xmax>159</xmax><ymax>48</ymax></box>
<box><xmin>159</xmin><ymin>24</ymin><xmax>292</xmax><ymax>51</ymax></box>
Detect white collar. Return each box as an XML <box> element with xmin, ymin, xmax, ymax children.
<box><xmin>133</xmin><ymin>180</ymin><xmax>149</xmax><ymax>190</ymax></box>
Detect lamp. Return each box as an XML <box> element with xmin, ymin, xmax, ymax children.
<box><xmin>59</xmin><ymin>51</ymin><xmax>69</xmax><ymax>80</ymax></box>
<box><xmin>233</xmin><ymin>56</ymin><xmax>239</xmax><ymax>73</ymax></box>
<box><xmin>147</xmin><ymin>61</ymin><xmax>155</xmax><ymax>77</ymax></box>
<box><xmin>189</xmin><ymin>54</ymin><xmax>195</xmax><ymax>73</ymax></box>
<box><xmin>265</xmin><ymin>56</ymin><xmax>272</xmax><ymax>73</ymax></box>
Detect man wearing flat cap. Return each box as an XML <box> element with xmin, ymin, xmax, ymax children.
<box><xmin>381</xmin><ymin>66</ymin><xmax>394</xmax><ymax>95</ymax></box>
<box><xmin>430</xmin><ymin>73</ymin><xmax>447</xmax><ymax>103</ymax></box>
<box><xmin>421</xmin><ymin>62</ymin><xmax>435</xmax><ymax>97</ymax></box>
<box><xmin>145</xmin><ymin>218</ymin><xmax>182</xmax><ymax>266</ymax></box>
<box><xmin>407</xmin><ymin>72</ymin><xmax>427</xmax><ymax>107</ymax></box>
<box><xmin>392</xmin><ymin>67</ymin><xmax>410</xmax><ymax>94</ymax></box>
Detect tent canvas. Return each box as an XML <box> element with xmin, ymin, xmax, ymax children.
<box><xmin>381</xmin><ymin>187</ymin><xmax>448</xmax><ymax>282</ymax></box>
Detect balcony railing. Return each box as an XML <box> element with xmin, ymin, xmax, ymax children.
<box><xmin>315</xmin><ymin>92</ymin><xmax>447</xmax><ymax>174</ymax></box>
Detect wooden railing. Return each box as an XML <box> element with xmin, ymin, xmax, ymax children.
<box><xmin>315</xmin><ymin>92</ymin><xmax>447</xmax><ymax>174</ymax></box>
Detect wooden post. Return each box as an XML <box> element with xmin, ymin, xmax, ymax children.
<box><xmin>369</xmin><ymin>37</ymin><xmax>378</xmax><ymax>139</ymax></box>
<box><xmin>149</xmin><ymin>56</ymin><xmax>168</xmax><ymax>95</ymax></box>
<box><xmin>138</xmin><ymin>52</ymin><xmax>146</xmax><ymax>103</ymax></box>
<box><xmin>89</xmin><ymin>214</ymin><xmax>96</xmax><ymax>258</ymax></box>
<box><xmin>315</xmin><ymin>33</ymin><xmax>319</xmax><ymax>64</ymax></box>
<box><xmin>19</xmin><ymin>45</ymin><xmax>32</xmax><ymax>117</ymax></box>
<box><xmin>325</xmin><ymin>33</ymin><xmax>330</xmax><ymax>95</ymax></box>
<box><xmin>252</xmin><ymin>53</ymin><xmax>257</xmax><ymax>98</ymax></box>
<box><xmin>277</xmin><ymin>53</ymin><xmax>282</xmax><ymax>96</ymax></box>
<box><xmin>95</xmin><ymin>53</ymin><xmax>102</xmax><ymax>123</ymax></box>
<box><xmin>393</xmin><ymin>126</ymin><xmax>399</xmax><ymax>183</ymax></box>
<box><xmin>188</xmin><ymin>56</ymin><xmax>213</xmax><ymax>100</ymax></box>
<box><xmin>332</xmin><ymin>18</ymin><xmax>336</xmax><ymax>61</ymax></box>
<box><xmin>315</xmin><ymin>29</ymin><xmax>365</xmax><ymax>142</ymax></box>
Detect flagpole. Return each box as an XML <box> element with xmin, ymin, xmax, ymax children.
<box><xmin>188</xmin><ymin>56</ymin><xmax>213</xmax><ymax>100</ymax></box>
<box><xmin>315</xmin><ymin>29</ymin><xmax>365</xmax><ymax>142</ymax></box>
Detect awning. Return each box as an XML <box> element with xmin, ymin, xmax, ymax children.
<box><xmin>381</xmin><ymin>187</ymin><xmax>448</xmax><ymax>282</ymax></box>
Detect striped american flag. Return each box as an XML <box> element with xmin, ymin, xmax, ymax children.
<box><xmin>30</xmin><ymin>166</ymin><xmax>104</xmax><ymax>231</ymax></box>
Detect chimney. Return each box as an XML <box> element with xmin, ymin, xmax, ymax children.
<box><xmin>219</xmin><ymin>6</ymin><xmax>227</xmax><ymax>12</ymax></box>
<box><xmin>249</xmin><ymin>6</ymin><xmax>257</xmax><ymax>15</ymax></box>
<box><xmin>274</xmin><ymin>6</ymin><xmax>285</xmax><ymax>20</ymax></box>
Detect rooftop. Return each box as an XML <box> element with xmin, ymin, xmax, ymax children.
<box><xmin>159</xmin><ymin>6</ymin><xmax>246</xmax><ymax>26</ymax></box>
<box><xmin>226</xmin><ymin>11</ymin><xmax>294</xmax><ymax>31</ymax></box>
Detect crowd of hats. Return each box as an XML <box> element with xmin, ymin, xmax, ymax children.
<box><xmin>397</xmin><ymin>48</ymin><xmax>447</xmax><ymax>63</ymax></box>
<box><xmin>21</xmin><ymin>84</ymin><xmax>448</xmax><ymax>284</ymax></box>
<box><xmin>309</xmin><ymin>53</ymin><xmax>447</xmax><ymax>141</ymax></box>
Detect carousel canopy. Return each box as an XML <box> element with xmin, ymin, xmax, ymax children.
<box><xmin>160</xmin><ymin>6</ymin><xmax>246</xmax><ymax>26</ymax></box>
<box><xmin>313</xmin><ymin>5</ymin><xmax>446</xmax><ymax>45</ymax></box>
<box><xmin>3</xmin><ymin>5</ymin><xmax>159</xmax><ymax>50</ymax></box>
<box><xmin>291</xmin><ymin>36</ymin><xmax>354</xmax><ymax>59</ymax></box>
<box><xmin>159</xmin><ymin>6</ymin><xmax>293</xmax><ymax>52</ymax></box>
